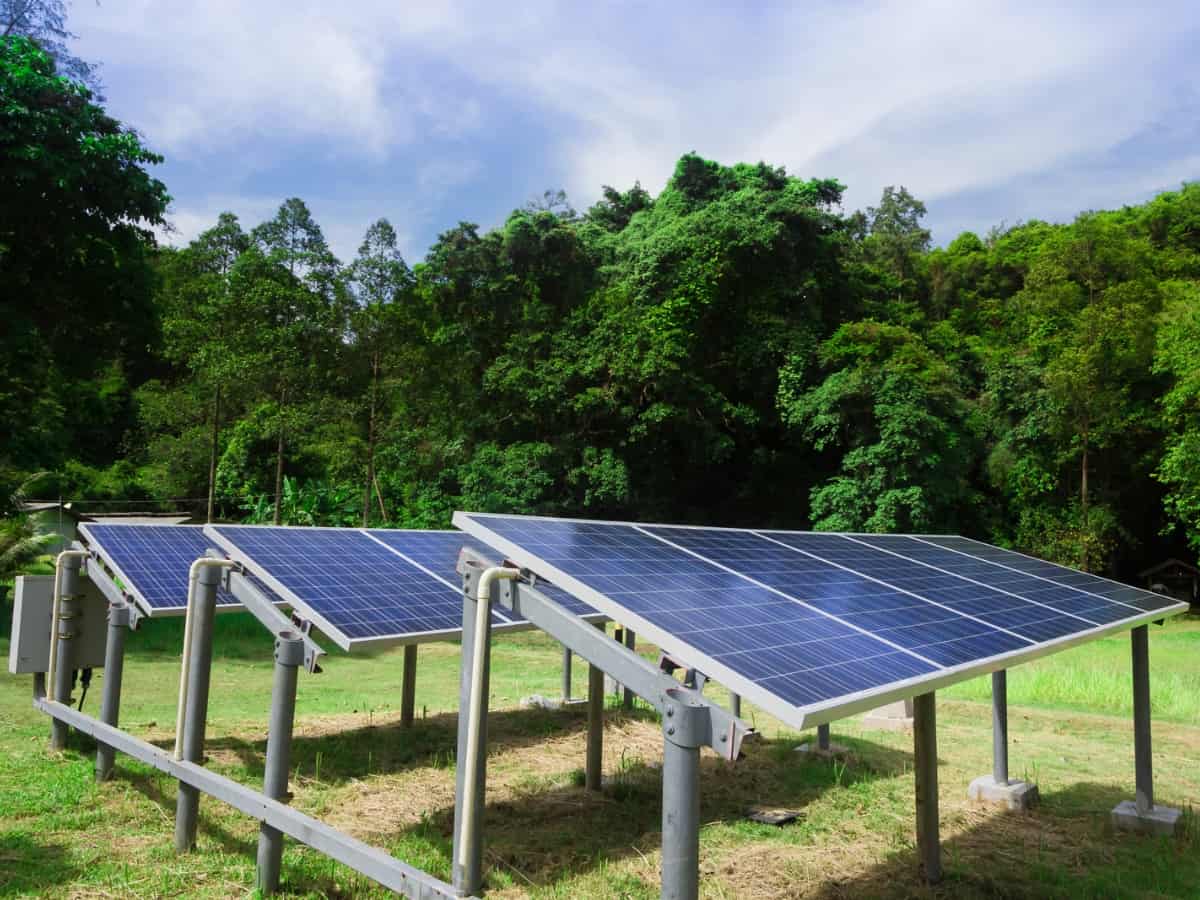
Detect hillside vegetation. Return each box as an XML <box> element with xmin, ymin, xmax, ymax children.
<box><xmin>4</xmin><ymin>35</ymin><xmax>1200</xmax><ymax>581</ymax></box>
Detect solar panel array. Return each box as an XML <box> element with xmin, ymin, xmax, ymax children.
<box><xmin>453</xmin><ymin>513</ymin><xmax>1187</xmax><ymax>727</ymax></box>
<box><xmin>78</xmin><ymin>523</ymin><xmax>270</xmax><ymax>615</ymax></box>
<box><xmin>204</xmin><ymin>525</ymin><xmax>599</xmax><ymax>650</ymax></box>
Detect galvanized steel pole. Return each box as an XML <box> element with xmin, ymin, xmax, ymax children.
<box><xmin>729</xmin><ymin>693</ymin><xmax>741</xmax><ymax>718</ymax></box>
<box><xmin>622</xmin><ymin>628</ymin><xmax>636</xmax><ymax>710</ymax></box>
<box><xmin>586</xmin><ymin>621</ymin><xmax>605</xmax><ymax>792</ymax></box>
<box><xmin>661</xmin><ymin>689</ymin><xmax>702</xmax><ymax>900</ymax></box>
<box><xmin>817</xmin><ymin>723</ymin><xmax>831</xmax><ymax>752</ymax></box>
<box><xmin>50</xmin><ymin>555</ymin><xmax>83</xmax><ymax>750</ymax></box>
<box><xmin>256</xmin><ymin>631</ymin><xmax>303</xmax><ymax>894</ymax></box>
<box><xmin>174</xmin><ymin>563</ymin><xmax>221</xmax><ymax>852</ymax></box>
<box><xmin>452</xmin><ymin>571</ymin><xmax>492</xmax><ymax>896</ymax></box>
<box><xmin>561</xmin><ymin>645</ymin><xmax>572</xmax><ymax>701</ymax></box>
<box><xmin>401</xmin><ymin>644</ymin><xmax>417</xmax><ymax>728</ymax></box>
<box><xmin>95</xmin><ymin>601</ymin><xmax>130</xmax><ymax>781</ymax></box>
<box><xmin>1131</xmin><ymin>625</ymin><xmax>1154</xmax><ymax>814</ymax></box>
<box><xmin>913</xmin><ymin>692</ymin><xmax>941</xmax><ymax>884</ymax></box>
<box><xmin>992</xmin><ymin>670</ymin><xmax>1009</xmax><ymax>786</ymax></box>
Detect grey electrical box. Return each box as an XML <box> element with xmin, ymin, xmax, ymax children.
<box><xmin>8</xmin><ymin>575</ymin><xmax>110</xmax><ymax>675</ymax></box>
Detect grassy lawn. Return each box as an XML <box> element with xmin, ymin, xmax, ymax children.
<box><xmin>1</xmin><ymin>609</ymin><xmax>1198</xmax><ymax>898</ymax></box>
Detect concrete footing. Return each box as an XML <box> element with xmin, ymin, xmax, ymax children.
<box><xmin>1111</xmin><ymin>800</ymin><xmax>1181</xmax><ymax>836</ymax></box>
<box><xmin>794</xmin><ymin>741</ymin><xmax>850</xmax><ymax>759</ymax></box>
<box><xmin>862</xmin><ymin>698</ymin><xmax>914</xmax><ymax>732</ymax></box>
<box><xmin>968</xmin><ymin>774</ymin><xmax>1039</xmax><ymax>811</ymax></box>
<box><xmin>521</xmin><ymin>693</ymin><xmax>587</xmax><ymax>711</ymax></box>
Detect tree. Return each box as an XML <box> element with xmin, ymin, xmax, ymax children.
<box><xmin>251</xmin><ymin>197</ymin><xmax>339</xmax><ymax>290</ymax></box>
<box><xmin>348</xmin><ymin>218</ymin><xmax>412</xmax><ymax>526</ymax></box>
<box><xmin>860</xmin><ymin>186</ymin><xmax>931</xmax><ymax>310</ymax></box>
<box><xmin>779</xmin><ymin>321</ymin><xmax>980</xmax><ymax>533</ymax></box>
<box><xmin>1154</xmin><ymin>280</ymin><xmax>1200</xmax><ymax>551</ymax></box>
<box><xmin>244</xmin><ymin>200</ymin><xmax>346</xmax><ymax>524</ymax></box>
<box><xmin>156</xmin><ymin>213</ymin><xmax>252</xmax><ymax>520</ymax></box>
<box><xmin>1</xmin><ymin>0</ymin><xmax>100</xmax><ymax>92</ymax></box>
<box><xmin>0</xmin><ymin>36</ymin><xmax>167</xmax><ymax>490</ymax></box>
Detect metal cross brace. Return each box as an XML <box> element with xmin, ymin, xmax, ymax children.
<box><xmin>34</xmin><ymin>696</ymin><xmax>462</xmax><ymax>899</ymax></box>
<box><xmin>77</xmin><ymin>543</ymin><xmax>144</xmax><ymax>629</ymax></box>
<box><xmin>456</xmin><ymin>548</ymin><xmax>753</xmax><ymax>761</ymax></box>
<box><xmin>210</xmin><ymin>552</ymin><xmax>325</xmax><ymax>673</ymax></box>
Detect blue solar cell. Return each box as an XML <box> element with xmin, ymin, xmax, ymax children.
<box><xmin>651</xmin><ymin>527</ymin><xmax>1032</xmax><ymax>668</ymax></box>
<box><xmin>364</xmin><ymin>529</ymin><xmax>598</xmax><ymax>620</ymax></box>
<box><xmin>206</xmin><ymin>526</ymin><xmax>515</xmax><ymax>648</ymax></box>
<box><xmin>204</xmin><ymin>526</ymin><xmax>601</xmax><ymax>649</ymax></box>
<box><xmin>453</xmin><ymin>513</ymin><xmax>1186</xmax><ymax>728</ymax></box>
<box><xmin>768</xmin><ymin>532</ymin><xmax>1101</xmax><ymax>647</ymax></box>
<box><xmin>919</xmin><ymin>536</ymin><xmax>1171</xmax><ymax>613</ymax></box>
<box><xmin>78</xmin><ymin>523</ymin><xmax>275</xmax><ymax>615</ymax></box>
<box><xmin>853</xmin><ymin>535</ymin><xmax>1159</xmax><ymax>626</ymax></box>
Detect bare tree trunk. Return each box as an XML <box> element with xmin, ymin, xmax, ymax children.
<box><xmin>374</xmin><ymin>473</ymin><xmax>388</xmax><ymax>521</ymax></box>
<box><xmin>274</xmin><ymin>390</ymin><xmax>286</xmax><ymax>526</ymax></box>
<box><xmin>1080</xmin><ymin>429</ymin><xmax>1090</xmax><ymax>572</ymax></box>
<box><xmin>362</xmin><ymin>352</ymin><xmax>379</xmax><ymax>528</ymax></box>
<box><xmin>206</xmin><ymin>385</ymin><xmax>221</xmax><ymax>523</ymax></box>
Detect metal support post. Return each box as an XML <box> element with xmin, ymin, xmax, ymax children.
<box><xmin>95</xmin><ymin>601</ymin><xmax>130</xmax><ymax>781</ymax></box>
<box><xmin>661</xmin><ymin>688</ymin><xmax>702</xmax><ymax>900</ymax></box>
<box><xmin>50</xmin><ymin>555</ymin><xmax>83</xmax><ymax>750</ymax></box>
<box><xmin>1111</xmin><ymin>625</ymin><xmax>1180</xmax><ymax>834</ymax></box>
<box><xmin>401</xmin><ymin>644</ymin><xmax>417</xmax><ymax>728</ymax></box>
<box><xmin>729</xmin><ymin>693</ymin><xmax>741</xmax><ymax>718</ymax></box>
<box><xmin>992</xmin><ymin>670</ymin><xmax>1008</xmax><ymax>785</ymax></box>
<box><xmin>561</xmin><ymin>645</ymin><xmax>573</xmax><ymax>701</ymax></box>
<box><xmin>586</xmin><ymin>621</ymin><xmax>605</xmax><ymax>791</ymax></box>
<box><xmin>967</xmin><ymin>668</ymin><xmax>1037</xmax><ymax>809</ymax></box>
<box><xmin>817</xmin><ymin>723</ymin><xmax>830</xmax><ymax>752</ymax></box>
<box><xmin>37</xmin><ymin>697</ymin><xmax>460</xmax><ymax>899</ymax></box>
<box><xmin>257</xmin><ymin>631</ymin><xmax>304</xmax><ymax>894</ymax></box>
<box><xmin>622</xmin><ymin>628</ymin><xmax>636</xmax><ymax>710</ymax></box>
<box><xmin>1132</xmin><ymin>626</ymin><xmax>1153</xmax><ymax>814</ymax></box>
<box><xmin>452</xmin><ymin>571</ymin><xmax>493</xmax><ymax>896</ymax></box>
<box><xmin>913</xmin><ymin>692</ymin><xmax>941</xmax><ymax>884</ymax></box>
<box><xmin>174</xmin><ymin>564</ymin><xmax>221</xmax><ymax>852</ymax></box>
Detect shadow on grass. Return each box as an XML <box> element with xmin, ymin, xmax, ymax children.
<box><xmin>808</xmin><ymin>781</ymin><xmax>1198</xmax><ymax>900</ymax></box>
<box><xmin>151</xmin><ymin>703</ymin><xmax>661</xmax><ymax>787</ymax></box>
<box><xmin>0</xmin><ymin>833</ymin><xmax>79</xmax><ymax>897</ymax></box>
<box><xmin>119</xmin><ymin>762</ymin><xmax>260</xmax><ymax>859</ymax></box>
<box><xmin>378</xmin><ymin>719</ymin><xmax>917</xmax><ymax>892</ymax></box>
<box><xmin>102</xmin><ymin>703</ymin><xmax>917</xmax><ymax>894</ymax></box>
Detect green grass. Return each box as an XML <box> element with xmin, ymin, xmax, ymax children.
<box><xmin>1</xmin><ymin>612</ymin><xmax>1198</xmax><ymax>898</ymax></box>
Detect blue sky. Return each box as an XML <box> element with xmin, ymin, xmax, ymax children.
<box><xmin>73</xmin><ymin>1</ymin><xmax>1200</xmax><ymax>264</ymax></box>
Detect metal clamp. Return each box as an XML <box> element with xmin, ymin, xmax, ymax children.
<box><xmin>455</xmin><ymin>546</ymin><xmax>754</xmax><ymax>763</ymax></box>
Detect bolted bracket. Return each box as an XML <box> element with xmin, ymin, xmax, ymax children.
<box><xmin>80</xmin><ymin>552</ymin><xmax>143</xmax><ymax>629</ymax></box>
<box><xmin>274</xmin><ymin>631</ymin><xmax>305</xmax><ymax>668</ymax></box>
<box><xmin>662</xmin><ymin>687</ymin><xmax>706</xmax><ymax>747</ymax></box>
<box><xmin>214</xmin><ymin>560</ymin><xmax>325</xmax><ymax>674</ymax></box>
<box><xmin>455</xmin><ymin>545</ymin><xmax>755</xmax><ymax>763</ymax></box>
<box><xmin>107</xmin><ymin>602</ymin><xmax>132</xmax><ymax>629</ymax></box>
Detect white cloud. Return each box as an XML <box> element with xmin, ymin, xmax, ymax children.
<box><xmin>74</xmin><ymin>0</ymin><xmax>476</xmax><ymax>158</ymax></box>
<box><xmin>73</xmin><ymin>0</ymin><xmax>1200</xmax><ymax>245</ymax></box>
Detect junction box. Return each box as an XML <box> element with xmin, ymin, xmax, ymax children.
<box><xmin>8</xmin><ymin>574</ymin><xmax>110</xmax><ymax>675</ymax></box>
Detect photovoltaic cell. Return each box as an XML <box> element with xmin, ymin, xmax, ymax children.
<box><xmin>204</xmin><ymin>526</ymin><xmax>601</xmax><ymax>650</ymax></box>
<box><xmin>453</xmin><ymin>512</ymin><xmax>1187</xmax><ymax>728</ymax></box>
<box><xmin>77</xmin><ymin>523</ymin><xmax>276</xmax><ymax>615</ymax></box>
<box><xmin>364</xmin><ymin>529</ymin><xmax>598</xmax><ymax>620</ymax></box>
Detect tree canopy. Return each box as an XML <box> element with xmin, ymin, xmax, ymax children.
<box><xmin>4</xmin><ymin>36</ymin><xmax>1200</xmax><ymax>581</ymax></box>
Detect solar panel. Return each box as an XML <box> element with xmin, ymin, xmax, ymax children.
<box><xmin>364</xmin><ymin>529</ymin><xmax>599</xmax><ymax>620</ymax></box>
<box><xmin>77</xmin><ymin>523</ymin><xmax>279</xmax><ymax>616</ymax></box>
<box><xmin>204</xmin><ymin>526</ymin><xmax>602</xmax><ymax>650</ymax></box>
<box><xmin>452</xmin><ymin>513</ymin><xmax>1187</xmax><ymax>728</ymax></box>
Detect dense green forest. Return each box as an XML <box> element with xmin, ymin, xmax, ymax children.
<box><xmin>4</xmin><ymin>35</ymin><xmax>1200</xmax><ymax>579</ymax></box>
